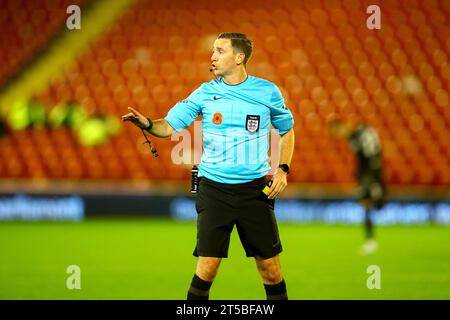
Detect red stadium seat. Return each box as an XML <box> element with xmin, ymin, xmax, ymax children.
<box><xmin>1</xmin><ymin>0</ymin><xmax>445</xmax><ymax>186</ymax></box>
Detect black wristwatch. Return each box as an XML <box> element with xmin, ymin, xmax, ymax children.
<box><xmin>143</xmin><ymin>118</ymin><xmax>153</xmax><ymax>130</ymax></box>
<box><xmin>278</xmin><ymin>164</ymin><xmax>290</xmax><ymax>174</ymax></box>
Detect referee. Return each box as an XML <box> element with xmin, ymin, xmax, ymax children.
<box><xmin>122</xmin><ymin>32</ymin><xmax>295</xmax><ymax>300</ymax></box>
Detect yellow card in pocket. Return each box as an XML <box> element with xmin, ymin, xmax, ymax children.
<box><xmin>262</xmin><ymin>180</ymin><xmax>273</xmax><ymax>196</ymax></box>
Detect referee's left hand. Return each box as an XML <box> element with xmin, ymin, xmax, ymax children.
<box><xmin>267</xmin><ymin>170</ymin><xmax>288</xmax><ymax>199</ymax></box>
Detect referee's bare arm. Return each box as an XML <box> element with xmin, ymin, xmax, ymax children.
<box><xmin>267</xmin><ymin>128</ymin><xmax>295</xmax><ymax>199</ymax></box>
<box><xmin>121</xmin><ymin>107</ymin><xmax>173</xmax><ymax>138</ymax></box>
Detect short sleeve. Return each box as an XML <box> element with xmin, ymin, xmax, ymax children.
<box><xmin>269</xmin><ymin>85</ymin><xmax>294</xmax><ymax>135</ymax></box>
<box><xmin>164</xmin><ymin>85</ymin><xmax>204</xmax><ymax>132</ymax></box>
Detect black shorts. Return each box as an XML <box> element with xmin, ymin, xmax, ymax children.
<box><xmin>194</xmin><ymin>176</ymin><xmax>282</xmax><ymax>259</ymax></box>
<box><xmin>357</xmin><ymin>175</ymin><xmax>386</xmax><ymax>210</ymax></box>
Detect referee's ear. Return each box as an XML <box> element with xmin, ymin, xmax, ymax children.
<box><xmin>236</xmin><ymin>52</ymin><xmax>245</xmax><ymax>66</ymax></box>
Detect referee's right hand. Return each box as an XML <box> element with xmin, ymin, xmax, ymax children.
<box><xmin>121</xmin><ymin>107</ymin><xmax>150</xmax><ymax>129</ymax></box>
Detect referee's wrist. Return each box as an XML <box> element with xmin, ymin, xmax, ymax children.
<box><xmin>276</xmin><ymin>169</ymin><xmax>288</xmax><ymax>176</ymax></box>
<box><xmin>278</xmin><ymin>164</ymin><xmax>290</xmax><ymax>175</ymax></box>
<box><xmin>143</xmin><ymin>118</ymin><xmax>153</xmax><ymax>131</ymax></box>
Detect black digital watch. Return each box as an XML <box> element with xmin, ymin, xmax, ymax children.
<box><xmin>278</xmin><ymin>164</ymin><xmax>290</xmax><ymax>174</ymax></box>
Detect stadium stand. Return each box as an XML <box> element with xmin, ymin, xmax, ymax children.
<box><xmin>0</xmin><ymin>0</ymin><xmax>87</xmax><ymax>87</ymax></box>
<box><xmin>0</xmin><ymin>0</ymin><xmax>449</xmax><ymax>185</ymax></box>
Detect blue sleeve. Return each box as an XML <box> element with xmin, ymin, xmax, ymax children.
<box><xmin>164</xmin><ymin>85</ymin><xmax>203</xmax><ymax>132</ymax></box>
<box><xmin>269</xmin><ymin>85</ymin><xmax>294</xmax><ymax>135</ymax></box>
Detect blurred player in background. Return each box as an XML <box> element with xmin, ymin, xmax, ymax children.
<box><xmin>122</xmin><ymin>32</ymin><xmax>295</xmax><ymax>300</ymax></box>
<box><xmin>328</xmin><ymin>118</ymin><xmax>386</xmax><ymax>255</ymax></box>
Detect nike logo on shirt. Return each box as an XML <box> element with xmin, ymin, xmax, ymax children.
<box><xmin>213</xmin><ymin>96</ymin><xmax>224</xmax><ymax>100</ymax></box>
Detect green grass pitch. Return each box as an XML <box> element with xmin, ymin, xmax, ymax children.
<box><xmin>0</xmin><ymin>218</ymin><xmax>449</xmax><ymax>299</ymax></box>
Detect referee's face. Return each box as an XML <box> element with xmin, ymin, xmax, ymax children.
<box><xmin>211</xmin><ymin>38</ymin><xmax>243</xmax><ymax>77</ymax></box>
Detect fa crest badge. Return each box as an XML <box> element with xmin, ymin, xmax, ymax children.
<box><xmin>246</xmin><ymin>115</ymin><xmax>260</xmax><ymax>133</ymax></box>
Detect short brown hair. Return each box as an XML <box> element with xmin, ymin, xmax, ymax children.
<box><xmin>217</xmin><ymin>32</ymin><xmax>253</xmax><ymax>66</ymax></box>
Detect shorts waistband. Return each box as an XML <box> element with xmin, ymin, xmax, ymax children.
<box><xmin>200</xmin><ymin>176</ymin><xmax>267</xmax><ymax>188</ymax></box>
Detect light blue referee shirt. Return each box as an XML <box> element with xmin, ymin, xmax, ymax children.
<box><xmin>165</xmin><ymin>75</ymin><xmax>294</xmax><ymax>184</ymax></box>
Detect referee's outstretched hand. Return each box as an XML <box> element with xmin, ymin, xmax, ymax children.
<box><xmin>121</xmin><ymin>107</ymin><xmax>150</xmax><ymax>129</ymax></box>
<box><xmin>267</xmin><ymin>170</ymin><xmax>288</xmax><ymax>199</ymax></box>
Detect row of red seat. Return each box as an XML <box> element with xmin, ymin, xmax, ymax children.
<box><xmin>1</xmin><ymin>0</ymin><xmax>449</xmax><ymax>184</ymax></box>
<box><xmin>0</xmin><ymin>0</ymin><xmax>86</xmax><ymax>86</ymax></box>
